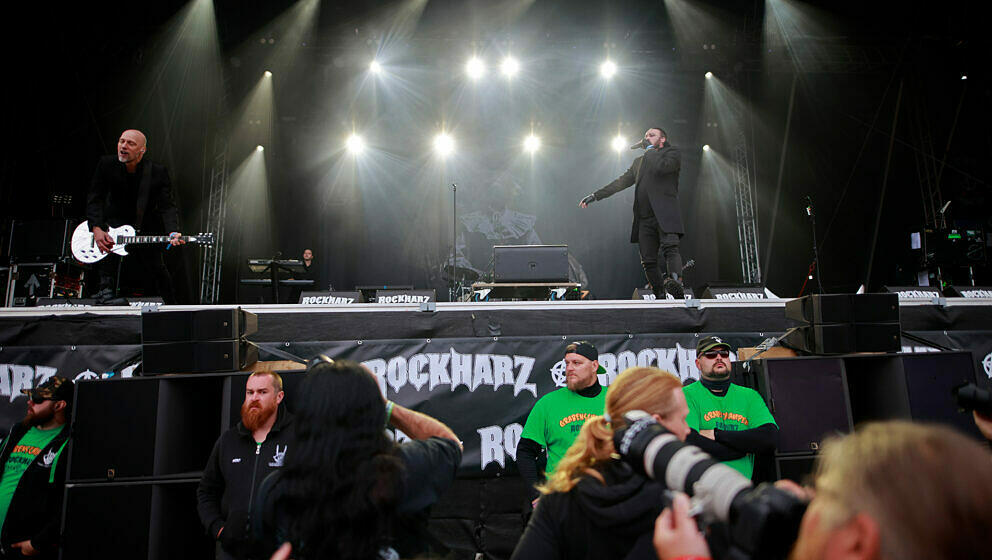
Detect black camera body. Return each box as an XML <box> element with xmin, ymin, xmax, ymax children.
<box><xmin>614</xmin><ymin>411</ymin><xmax>806</xmax><ymax>560</ymax></box>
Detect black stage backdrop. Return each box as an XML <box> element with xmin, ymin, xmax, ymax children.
<box><xmin>3</xmin><ymin>333</ymin><xmax>990</xmax><ymax>470</ymax></box>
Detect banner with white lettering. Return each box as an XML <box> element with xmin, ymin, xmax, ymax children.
<box><xmin>0</xmin><ymin>345</ymin><xmax>141</xmax><ymax>430</ymax></box>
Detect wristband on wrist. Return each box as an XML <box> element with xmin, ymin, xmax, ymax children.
<box><xmin>384</xmin><ymin>400</ymin><xmax>395</xmax><ymax>428</ymax></box>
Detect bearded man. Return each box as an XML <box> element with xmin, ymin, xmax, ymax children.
<box><xmin>197</xmin><ymin>372</ymin><xmax>295</xmax><ymax>560</ymax></box>
<box><xmin>0</xmin><ymin>376</ymin><xmax>74</xmax><ymax>559</ymax></box>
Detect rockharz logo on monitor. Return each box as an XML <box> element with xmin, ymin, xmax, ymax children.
<box><xmin>714</xmin><ymin>292</ymin><xmax>765</xmax><ymax>300</ymax></box>
<box><xmin>302</xmin><ymin>296</ymin><xmax>356</xmax><ymax>304</ymax></box>
<box><xmin>960</xmin><ymin>289</ymin><xmax>992</xmax><ymax>298</ymax></box>
<box><xmin>377</xmin><ymin>294</ymin><xmax>432</xmax><ymax>304</ymax></box>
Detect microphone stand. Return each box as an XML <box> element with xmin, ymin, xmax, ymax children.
<box><xmin>805</xmin><ymin>196</ymin><xmax>825</xmax><ymax>294</ymax></box>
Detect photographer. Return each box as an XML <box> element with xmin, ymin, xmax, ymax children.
<box><xmin>651</xmin><ymin>421</ymin><xmax>992</xmax><ymax>560</ymax></box>
<box><xmin>511</xmin><ymin>367</ymin><xmax>689</xmax><ymax>560</ymax></box>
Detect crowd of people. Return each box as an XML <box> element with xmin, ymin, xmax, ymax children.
<box><xmin>1</xmin><ymin>339</ymin><xmax>990</xmax><ymax>559</ymax></box>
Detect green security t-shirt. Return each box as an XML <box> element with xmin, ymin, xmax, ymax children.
<box><xmin>520</xmin><ymin>387</ymin><xmax>607</xmax><ymax>476</ymax></box>
<box><xmin>0</xmin><ymin>426</ymin><xmax>63</xmax><ymax>530</ymax></box>
<box><xmin>683</xmin><ymin>382</ymin><xmax>776</xmax><ymax>479</ymax></box>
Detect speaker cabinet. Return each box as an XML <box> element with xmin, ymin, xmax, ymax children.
<box><xmin>141</xmin><ymin>308</ymin><xmax>258</xmax><ymax>343</ymax></box>
<box><xmin>61</xmin><ymin>479</ymin><xmax>212</xmax><ymax>560</ymax></box>
<box><xmin>142</xmin><ymin>340</ymin><xmax>258</xmax><ymax>375</ymax></box>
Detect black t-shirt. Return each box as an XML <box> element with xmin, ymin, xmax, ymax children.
<box><xmin>106</xmin><ymin>164</ymin><xmax>141</xmax><ymax>227</ymax></box>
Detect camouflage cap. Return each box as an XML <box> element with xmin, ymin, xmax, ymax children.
<box><xmin>21</xmin><ymin>375</ymin><xmax>75</xmax><ymax>404</ymax></box>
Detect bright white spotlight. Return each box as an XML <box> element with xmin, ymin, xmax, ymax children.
<box><xmin>346</xmin><ymin>134</ymin><xmax>365</xmax><ymax>154</ymax></box>
<box><xmin>434</xmin><ymin>133</ymin><xmax>454</xmax><ymax>156</ymax></box>
<box><xmin>961</xmin><ymin>74</ymin><xmax>968</xmax><ymax>80</ymax></box>
<box><xmin>465</xmin><ymin>57</ymin><xmax>485</xmax><ymax>80</ymax></box>
<box><xmin>370</xmin><ymin>60</ymin><xmax>382</xmax><ymax>74</ymax></box>
<box><xmin>705</xmin><ymin>71</ymin><xmax>713</xmax><ymax>79</ymax></box>
<box><xmin>702</xmin><ymin>144</ymin><xmax>711</xmax><ymax>152</ymax></box>
<box><xmin>256</xmin><ymin>145</ymin><xmax>264</xmax><ymax>152</ymax></box>
<box><xmin>501</xmin><ymin>56</ymin><xmax>520</xmax><ymax>78</ymax></box>
<box><xmin>611</xmin><ymin>135</ymin><xmax>626</xmax><ymax>153</ymax></box>
<box><xmin>600</xmin><ymin>60</ymin><xmax>617</xmax><ymax>79</ymax></box>
<box><xmin>264</xmin><ymin>70</ymin><xmax>272</xmax><ymax>77</ymax></box>
<box><xmin>523</xmin><ymin>134</ymin><xmax>540</xmax><ymax>153</ymax></box>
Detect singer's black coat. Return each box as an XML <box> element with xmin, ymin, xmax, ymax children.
<box><xmin>592</xmin><ymin>145</ymin><xmax>683</xmax><ymax>240</ymax></box>
<box><xmin>86</xmin><ymin>155</ymin><xmax>179</xmax><ymax>233</ymax></box>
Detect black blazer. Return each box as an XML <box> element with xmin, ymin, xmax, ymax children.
<box><xmin>593</xmin><ymin>145</ymin><xmax>683</xmax><ymax>241</ymax></box>
<box><xmin>86</xmin><ymin>155</ymin><xmax>179</xmax><ymax>233</ymax></box>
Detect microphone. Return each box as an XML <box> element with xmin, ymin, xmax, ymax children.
<box><xmin>939</xmin><ymin>200</ymin><xmax>951</xmax><ymax>214</ymax></box>
<box><xmin>630</xmin><ymin>139</ymin><xmax>649</xmax><ymax>150</ymax></box>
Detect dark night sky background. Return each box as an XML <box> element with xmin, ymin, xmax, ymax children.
<box><xmin>2</xmin><ymin>0</ymin><xmax>989</xmax><ymax>303</ymax></box>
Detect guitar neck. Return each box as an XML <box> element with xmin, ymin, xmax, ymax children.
<box><xmin>118</xmin><ymin>235</ymin><xmax>195</xmax><ymax>244</ymax></box>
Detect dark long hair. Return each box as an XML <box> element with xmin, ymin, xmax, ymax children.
<box><xmin>275</xmin><ymin>359</ymin><xmax>403</xmax><ymax>559</ymax></box>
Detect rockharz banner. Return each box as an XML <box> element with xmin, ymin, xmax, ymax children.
<box><xmin>259</xmin><ymin>334</ymin><xmax>767</xmax><ymax>477</ymax></box>
<box><xmin>0</xmin><ymin>345</ymin><xmax>141</xmax><ymax>430</ymax></box>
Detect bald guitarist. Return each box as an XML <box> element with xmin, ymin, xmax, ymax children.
<box><xmin>86</xmin><ymin>129</ymin><xmax>185</xmax><ymax>304</ymax></box>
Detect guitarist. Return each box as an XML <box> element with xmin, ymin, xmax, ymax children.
<box><xmin>85</xmin><ymin>129</ymin><xmax>185</xmax><ymax>304</ymax></box>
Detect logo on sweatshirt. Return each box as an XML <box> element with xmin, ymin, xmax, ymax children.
<box><xmin>269</xmin><ymin>445</ymin><xmax>287</xmax><ymax>467</ymax></box>
<box><xmin>42</xmin><ymin>449</ymin><xmax>57</xmax><ymax>468</ymax></box>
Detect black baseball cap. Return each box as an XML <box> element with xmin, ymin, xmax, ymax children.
<box><xmin>22</xmin><ymin>375</ymin><xmax>75</xmax><ymax>404</ymax></box>
<box><xmin>565</xmin><ymin>341</ymin><xmax>607</xmax><ymax>374</ymax></box>
<box><xmin>696</xmin><ymin>336</ymin><xmax>732</xmax><ymax>355</ymax></box>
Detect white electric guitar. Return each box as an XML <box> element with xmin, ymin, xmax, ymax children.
<box><xmin>71</xmin><ymin>220</ymin><xmax>215</xmax><ymax>264</ymax></box>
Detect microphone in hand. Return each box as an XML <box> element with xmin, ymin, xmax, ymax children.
<box><xmin>630</xmin><ymin>139</ymin><xmax>649</xmax><ymax>150</ymax></box>
<box><xmin>580</xmin><ymin>194</ymin><xmax>596</xmax><ymax>208</ymax></box>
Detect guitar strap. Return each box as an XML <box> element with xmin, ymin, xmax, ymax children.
<box><xmin>133</xmin><ymin>160</ymin><xmax>153</xmax><ymax>232</ymax></box>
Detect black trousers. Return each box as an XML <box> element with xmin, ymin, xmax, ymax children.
<box><xmin>95</xmin><ymin>246</ymin><xmax>177</xmax><ymax>304</ymax></box>
<box><xmin>637</xmin><ymin>214</ymin><xmax>683</xmax><ymax>294</ymax></box>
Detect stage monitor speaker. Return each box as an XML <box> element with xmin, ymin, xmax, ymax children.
<box><xmin>944</xmin><ymin>285</ymin><xmax>992</xmax><ymax>298</ymax></box>
<box><xmin>782</xmin><ymin>323</ymin><xmax>901</xmax><ymax>355</ymax></box>
<box><xmin>298</xmin><ymin>290</ymin><xmax>363</xmax><ymax>304</ymax></box>
<box><xmin>493</xmin><ymin>245</ymin><xmax>569</xmax><ymax>283</ymax></box>
<box><xmin>699</xmin><ymin>283</ymin><xmax>767</xmax><ymax>300</ymax></box>
<box><xmin>141</xmin><ymin>308</ymin><xmax>258</xmax><ymax>343</ymax></box>
<box><xmin>631</xmin><ymin>288</ymin><xmax>695</xmax><ymax>300</ymax></box>
<box><xmin>785</xmin><ymin>293</ymin><xmax>899</xmax><ymax>324</ymax></box>
<box><xmin>142</xmin><ymin>340</ymin><xmax>258</xmax><ymax>374</ymax></box>
<box><xmin>754</xmin><ymin>357</ymin><xmax>853</xmax><ymax>454</ymax></box>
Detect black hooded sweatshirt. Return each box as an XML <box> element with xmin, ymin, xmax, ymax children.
<box><xmin>510</xmin><ymin>461</ymin><xmax>665</xmax><ymax>560</ymax></box>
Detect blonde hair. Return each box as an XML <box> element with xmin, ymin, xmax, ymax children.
<box><xmin>538</xmin><ymin>367</ymin><xmax>683</xmax><ymax>494</ymax></box>
<box><xmin>248</xmin><ymin>370</ymin><xmax>284</xmax><ymax>392</ymax></box>
<box><xmin>813</xmin><ymin>421</ymin><xmax>992</xmax><ymax>560</ymax></box>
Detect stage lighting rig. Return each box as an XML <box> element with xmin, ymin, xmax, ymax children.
<box><xmin>370</xmin><ymin>60</ymin><xmax>382</xmax><ymax>74</ymax></box>
<box><xmin>264</xmin><ymin>70</ymin><xmax>272</xmax><ymax>77</ymax></box>
<box><xmin>465</xmin><ymin>57</ymin><xmax>485</xmax><ymax>80</ymax></box>
<box><xmin>501</xmin><ymin>56</ymin><xmax>520</xmax><ymax>78</ymax></box>
<box><xmin>523</xmin><ymin>134</ymin><xmax>540</xmax><ymax>153</ymax></box>
<box><xmin>705</xmin><ymin>71</ymin><xmax>713</xmax><ymax>79</ymax></box>
<box><xmin>346</xmin><ymin>134</ymin><xmax>365</xmax><ymax>154</ymax></box>
<box><xmin>600</xmin><ymin>60</ymin><xmax>617</xmax><ymax>79</ymax></box>
<box><xmin>703</xmin><ymin>144</ymin><xmax>711</xmax><ymax>152</ymax></box>
<box><xmin>256</xmin><ymin>145</ymin><xmax>264</xmax><ymax>152</ymax></box>
<box><xmin>434</xmin><ymin>133</ymin><xmax>454</xmax><ymax>157</ymax></box>
<box><xmin>611</xmin><ymin>135</ymin><xmax>626</xmax><ymax>153</ymax></box>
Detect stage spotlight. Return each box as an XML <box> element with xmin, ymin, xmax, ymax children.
<box><xmin>346</xmin><ymin>134</ymin><xmax>365</xmax><ymax>154</ymax></box>
<box><xmin>434</xmin><ymin>133</ymin><xmax>454</xmax><ymax>156</ymax></box>
<box><xmin>961</xmin><ymin>74</ymin><xmax>968</xmax><ymax>80</ymax></box>
<box><xmin>702</xmin><ymin>144</ymin><xmax>711</xmax><ymax>152</ymax></box>
<box><xmin>256</xmin><ymin>145</ymin><xmax>264</xmax><ymax>152</ymax></box>
<box><xmin>264</xmin><ymin>70</ymin><xmax>272</xmax><ymax>77</ymax></box>
<box><xmin>600</xmin><ymin>60</ymin><xmax>617</xmax><ymax>79</ymax></box>
<box><xmin>611</xmin><ymin>135</ymin><xmax>626</xmax><ymax>153</ymax></box>
<box><xmin>465</xmin><ymin>57</ymin><xmax>485</xmax><ymax>80</ymax></box>
<box><xmin>705</xmin><ymin>71</ymin><xmax>713</xmax><ymax>79</ymax></box>
<box><xmin>523</xmin><ymin>134</ymin><xmax>540</xmax><ymax>153</ymax></box>
<box><xmin>501</xmin><ymin>56</ymin><xmax>520</xmax><ymax>78</ymax></box>
<box><xmin>370</xmin><ymin>60</ymin><xmax>382</xmax><ymax>74</ymax></box>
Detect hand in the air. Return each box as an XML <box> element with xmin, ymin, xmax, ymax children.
<box><xmin>579</xmin><ymin>194</ymin><xmax>596</xmax><ymax>208</ymax></box>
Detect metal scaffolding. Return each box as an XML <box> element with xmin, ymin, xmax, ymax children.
<box><xmin>199</xmin><ymin>146</ymin><xmax>228</xmax><ymax>304</ymax></box>
<box><xmin>733</xmin><ymin>128</ymin><xmax>761</xmax><ymax>284</ymax></box>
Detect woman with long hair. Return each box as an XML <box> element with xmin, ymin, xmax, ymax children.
<box><xmin>253</xmin><ymin>358</ymin><xmax>462</xmax><ymax>559</ymax></box>
<box><xmin>510</xmin><ymin>366</ymin><xmax>691</xmax><ymax>560</ymax></box>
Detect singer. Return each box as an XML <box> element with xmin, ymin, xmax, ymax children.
<box><xmin>580</xmin><ymin>127</ymin><xmax>685</xmax><ymax>299</ymax></box>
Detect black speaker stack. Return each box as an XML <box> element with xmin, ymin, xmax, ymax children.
<box><xmin>782</xmin><ymin>293</ymin><xmax>901</xmax><ymax>355</ymax></box>
<box><xmin>747</xmin><ymin>351</ymin><xmax>984</xmax><ymax>482</ymax></box>
<box><xmin>140</xmin><ymin>308</ymin><xmax>259</xmax><ymax>374</ymax></box>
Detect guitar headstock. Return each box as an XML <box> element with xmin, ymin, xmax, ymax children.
<box><xmin>189</xmin><ymin>233</ymin><xmax>216</xmax><ymax>245</ymax></box>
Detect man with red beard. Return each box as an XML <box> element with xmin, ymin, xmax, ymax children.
<box><xmin>198</xmin><ymin>372</ymin><xmax>294</xmax><ymax>560</ymax></box>
<box><xmin>0</xmin><ymin>376</ymin><xmax>73</xmax><ymax>559</ymax></box>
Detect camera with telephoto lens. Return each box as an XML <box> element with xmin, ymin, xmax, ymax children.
<box><xmin>954</xmin><ymin>383</ymin><xmax>992</xmax><ymax>415</ymax></box>
<box><xmin>613</xmin><ymin>410</ymin><xmax>807</xmax><ymax>560</ymax></box>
